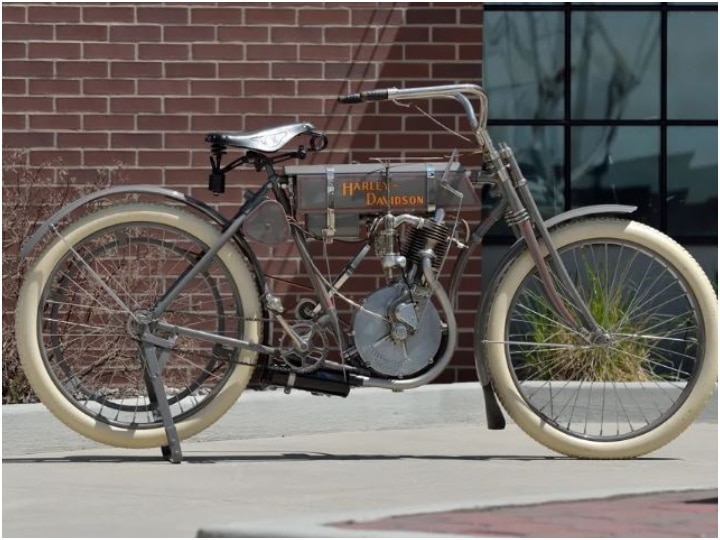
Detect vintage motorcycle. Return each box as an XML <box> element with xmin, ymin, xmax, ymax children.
<box><xmin>16</xmin><ymin>84</ymin><xmax>717</xmax><ymax>463</ymax></box>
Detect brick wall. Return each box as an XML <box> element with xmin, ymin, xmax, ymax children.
<box><xmin>2</xmin><ymin>2</ymin><xmax>484</xmax><ymax>382</ymax></box>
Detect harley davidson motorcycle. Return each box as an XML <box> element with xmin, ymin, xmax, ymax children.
<box><xmin>16</xmin><ymin>84</ymin><xmax>717</xmax><ymax>463</ymax></box>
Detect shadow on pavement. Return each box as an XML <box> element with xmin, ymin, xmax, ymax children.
<box><xmin>2</xmin><ymin>451</ymin><xmax>674</xmax><ymax>464</ymax></box>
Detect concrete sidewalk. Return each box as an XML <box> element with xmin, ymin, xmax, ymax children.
<box><xmin>2</xmin><ymin>384</ymin><xmax>717</xmax><ymax>537</ymax></box>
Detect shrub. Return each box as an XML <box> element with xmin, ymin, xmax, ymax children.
<box><xmin>2</xmin><ymin>151</ymin><xmax>112</xmax><ymax>404</ymax></box>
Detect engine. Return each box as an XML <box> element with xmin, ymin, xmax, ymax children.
<box><xmin>351</xmin><ymin>213</ymin><xmax>451</xmax><ymax>378</ymax></box>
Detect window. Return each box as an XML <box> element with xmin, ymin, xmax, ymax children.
<box><xmin>483</xmin><ymin>3</ymin><xmax>718</xmax><ymax>244</ymax></box>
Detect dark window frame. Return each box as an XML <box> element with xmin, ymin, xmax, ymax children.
<box><xmin>483</xmin><ymin>2</ymin><xmax>718</xmax><ymax>245</ymax></box>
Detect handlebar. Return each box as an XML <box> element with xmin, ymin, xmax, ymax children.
<box><xmin>337</xmin><ymin>84</ymin><xmax>489</xmax><ymax>132</ymax></box>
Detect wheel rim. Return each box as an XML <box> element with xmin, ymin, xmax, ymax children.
<box><xmin>38</xmin><ymin>222</ymin><xmax>245</xmax><ymax>429</ymax></box>
<box><xmin>503</xmin><ymin>238</ymin><xmax>705</xmax><ymax>442</ymax></box>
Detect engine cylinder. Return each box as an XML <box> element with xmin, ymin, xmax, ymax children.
<box><xmin>401</xmin><ymin>220</ymin><xmax>450</xmax><ymax>270</ymax></box>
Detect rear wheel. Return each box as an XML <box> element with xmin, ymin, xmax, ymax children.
<box><xmin>16</xmin><ymin>203</ymin><xmax>263</xmax><ymax>448</ymax></box>
<box><xmin>482</xmin><ymin>218</ymin><xmax>717</xmax><ymax>458</ymax></box>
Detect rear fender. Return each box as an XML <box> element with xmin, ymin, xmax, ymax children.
<box><xmin>20</xmin><ymin>184</ymin><xmax>271</xmax><ymax>368</ymax></box>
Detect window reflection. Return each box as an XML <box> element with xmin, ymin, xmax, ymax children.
<box><xmin>571</xmin><ymin>12</ymin><xmax>660</xmax><ymax>120</ymax></box>
<box><xmin>668</xmin><ymin>13</ymin><xmax>718</xmax><ymax>119</ymax></box>
<box><xmin>571</xmin><ymin>126</ymin><xmax>660</xmax><ymax>227</ymax></box>
<box><xmin>667</xmin><ymin>127</ymin><xmax>718</xmax><ymax>237</ymax></box>
<box><xmin>484</xmin><ymin>11</ymin><xmax>565</xmax><ymax>120</ymax></box>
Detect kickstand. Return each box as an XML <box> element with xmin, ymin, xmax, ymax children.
<box><xmin>142</xmin><ymin>342</ymin><xmax>183</xmax><ymax>464</ymax></box>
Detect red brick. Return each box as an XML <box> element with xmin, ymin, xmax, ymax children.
<box><xmin>217</xmin><ymin>25</ymin><xmax>268</xmax><ymax>43</ymax></box>
<box><xmin>111</xmin><ymin>61</ymin><xmax>162</xmax><ymax>78</ymax></box>
<box><xmin>394</xmin><ymin>26</ymin><xmax>430</xmax><ymax>42</ymax></box>
<box><xmin>58</xmin><ymin>133</ymin><xmax>108</xmax><ymax>148</ymax></box>
<box><xmin>351</xmin><ymin>43</ymin><xmax>398</xmax><ymax>61</ymax></box>
<box><xmin>190</xmin><ymin>80</ymin><xmax>242</xmax><ymax>97</ymax></box>
<box><xmin>300</xmin><ymin>44</ymin><xmax>350</xmax><ymax>61</ymax></box>
<box><xmin>2</xmin><ymin>42</ymin><xmax>25</xmax><ymax>59</ymax></box>
<box><xmin>165</xmin><ymin>62</ymin><xmax>216</xmax><ymax>78</ymax></box>
<box><xmin>3</xmin><ymin>96</ymin><xmax>53</xmax><ymax>112</ymax></box>
<box><xmin>83</xmin><ymin>114</ymin><xmax>135</xmax><ymax>131</ymax></box>
<box><xmin>3</xmin><ymin>114</ymin><xmax>26</xmax><ymax>130</ymax></box>
<box><xmin>2</xmin><ymin>5</ymin><xmax>25</xmax><ymax>22</ymax></box>
<box><xmin>298</xmin><ymin>80</ymin><xmax>347</xmax><ymax>97</ymax></box>
<box><xmin>272</xmin><ymin>62</ymin><xmax>323</xmax><ymax>79</ymax></box>
<box><xmin>459</xmin><ymin>8</ymin><xmax>484</xmax><ymax>25</ymax></box>
<box><xmin>432</xmin><ymin>27</ymin><xmax>481</xmax><ymax>43</ymax></box>
<box><xmin>28</xmin><ymin>42</ymin><xmax>81</xmax><ymax>59</ymax></box>
<box><xmin>217</xmin><ymin>62</ymin><xmax>269</xmax><ymax>79</ymax></box>
<box><xmin>2</xmin><ymin>78</ymin><xmax>26</xmax><ymax>94</ymax></box>
<box><xmin>29</xmin><ymin>79</ymin><xmax>81</xmax><ymax>95</ymax></box>
<box><xmin>272</xmin><ymin>98</ymin><xmax>323</xmax><ymax>115</ymax></box>
<box><xmin>56</xmin><ymin>97</ymin><xmax>108</xmax><ymax>113</ymax></box>
<box><xmin>298</xmin><ymin>8</ymin><xmax>349</xmax><ymax>26</ymax></box>
<box><xmin>382</xmin><ymin>62</ymin><xmax>430</xmax><ymax>79</ymax></box>
<box><xmin>166</xmin><ymin>133</ymin><xmax>202</xmax><ymax>149</ymax></box>
<box><xmin>29</xmin><ymin>150</ymin><xmax>81</xmax><ymax>166</ymax></box>
<box><xmin>3</xmin><ymin>132</ymin><xmax>54</xmax><ymax>148</ymax></box>
<box><xmin>138</xmin><ymin>43</ymin><xmax>189</xmax><ymax>60</ymax></box>
<box><xmin>137</xmin><ymin>6</ymin><xmax>188</xmax><ymax>24</ymax></box>
<box><xmin>82</xmin><ymin>6</ymin><xmax>135</xmax><ymax>23</ymax></box>
<box><xmin>165</xmin><ymin>98</ymin><xmax>216</xmax><ymax>114</ymax></box>
<box><xmin>164</xmin><ymin>25</ymin><xmax>215</xmax><ymax>42</ymax></box>
<box><xmin>247</xmin><ymin>44</ymin><xmax>296</xmax><ymax>61</ymax></box>
<box><xmin>218</xmin><ymin>98</ymin><xmax>269</xmax><ymax>114</ymax></box>
<box><xmin>192</xmin><ymin>43</ymin><xmax>245</xmax><ymax>60</ymax></box>
<box><xmin>379</xmin><ymin>133</ymin><xmax>430</xmax><ymax>149</ymax></box>
<box><xmin>325</xmin><ymin>26</ymin><xmax>375</xmax><ymax>44</ymax></box>
<box><xmin>111</xmin><ymin>133</ymin><xmax>163</xmax><ymax>149</ymax></box>
<box><xmin>191</xmin><ymin>7</ymin><xmax>243</xmax><ymax>25</ymax></box>
<box><xmin>137</xmin><ymin>115</ymin><xmax>189</xmax><ymax>131</ymax></box>
<box><xmin>56</xmin><ymin>61</ymin><xmax>109</xmax><ymax>77</ymax></box>
<box><xmin>351</xmin><ymin>8</ymin><xmax>405</xmax><ymax>26</ymax></box>
<box><xmin>324</xmin><ymin>62</ymin><xmax>377</xmax><ymax>80</ymax></box>
<box><xmin>245</xmin><ymin>8</ymin><xmax>295</xmax><ymax>25</ymax></box>
<box><xmin>56</xmin><ymin>24</ymin><xmax>108</xmax><ymax>41</ymax></box>
<box><xmin>110</xmin><ymin>97</ymin><xmax>162</xmax><ymax>113</ymax></box>
<box><xmin>83</xmin><ymin>43</ymin><xmax>136</xmax><ymax>60</ymax></box>
<box><xmin>30</xmin><ymin>114</ymin><xmax>82</xmax><ymax>130</ymax></box>
<box><xmin>110</xmin><ymin>24</ymin><xmax>161</xmax><ymax>43</ymax></box>
<box><xmin>245</xmin><ymin>80</ymin><xmax>296</xmax><ymax>97</ymax></box>
<box><xmin>164</xmin><ymin>167</ymin><xmax>210</xmax><ymax>185</ymax></box>
<box><xmin>355</xmin><ymin>115</ymin><xmax>403</xmax><ymax>132</ymax></box>
<box><xmin>28</xmin><ymin>4</ymin><xmax>81</xmax><ymax>22</ymax></box>
<box><xmin>138</xmin><ymin>150</ymin><xmax>189</xmax><ymax>167</ymax></box>
<box><xmin>243</xmin><ymin>115</ymin><xmax>296</xmax><ymax>130</ymax></box>
<box><xmin>3</xmin><ymin>60</ymin><xmax>53</xmax><ymax>77</ymax></box>
<box><xmin>405</xmin><ymin>44</ymin><xmax>457</xmax><ymax>61</ymax></box>
<box><xmin>432</xmin><ymin>62</ymin><xmax>481</xmax><ymax>79</ymax></box>
<box><xmin>272</xmin><ymin>27</ymin><xmax>322</xmax><ymax>43</ymax></box>
<box><xmin>137</xmin><ymin>79</ymin><xmax>189</xmax><ymax>96</ymax></box>
<box><xmin>84</xmin><ymin>150</ymin><xmax>137</xmax><ymax>166</ymax></box>
<box><xmin>191</xmin><ymin>115</ymin><xmax>245</xmax><ymax>131</ymax></box>
<box><xmin>406</xmin><ymin>7</ymin><xmax>456</xmax><ymax>25</ymax></box>
<box><xmin>2</xmin><ymin>23</ymin><xmax>53</xmax><ymax>40</ymax></box>
<box><xmin>83</xmin><ymin>79</ymin><xmax>135</xmax><ymax>95</ymax></box>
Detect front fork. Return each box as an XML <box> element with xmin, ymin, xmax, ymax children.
<box><xmin>484</xmin><ymin>137</ymin><xmax>605</xmax><ymax>339</ymax></box>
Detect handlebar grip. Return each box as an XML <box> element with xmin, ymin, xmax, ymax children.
<box><xmin>363</xmin><ymin>89</ymin><xmax>389</xmax><ymax>101</ymax></box>
<box><xmin>338</xmin><ymin>93</ymin><xmax>363</xmax><ymax>104</ymax></box>
<box><xmin>337</xmin><ymin>89</ymin><xmax>389</xmax><ymax>104</ymax></box>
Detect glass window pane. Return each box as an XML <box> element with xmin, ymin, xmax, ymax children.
<box><xmin>571</xmin><ymin>12</ymin><xmax>660</xmax><ymax>120</ymax></box>
<box><xmin>484</xmin><ymin>126</ymin><xmax>564</xmax><ymax>237</ymax></box>
<box><xmin>570</xmin><ymin>126</ymin><xmax>660</xmax><ymax>227</ymax></box>
<box><xmin>667</xmin><ymin>12</ymin><xmax>718</xmax><ymax>119</ymax></box>
<box><xmin>484</xmin><ymin>11</ymin><xmax>565</xmax><ymax>120</ymax></box>
<box><xmin>667</xmin><ymin>127</ymin><xmax>718</xmax><ymax>237</ymax></box>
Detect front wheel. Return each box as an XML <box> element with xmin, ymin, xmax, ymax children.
<box><xmin>16</xmin><ymin>203</ymin><xmax>263</xmax><ymax>449</ymax></box>
<box><xmin>481</xmin><ymin>218</ymin><xmax>717</xmax><ymax>458</ymax></box>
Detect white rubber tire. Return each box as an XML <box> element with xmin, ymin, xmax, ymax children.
<box><xmin>485</xmin><ymin>219</ymin><xmax>718</xmax><ymax>458</ymax></box>
<box><xmin>16</xmin><ymin>203</ymin><xmax>262</xmax><ymax>449</ymax></box>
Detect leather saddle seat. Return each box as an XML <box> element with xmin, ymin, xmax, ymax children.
<box><xmin>205</xmin><ymin>123</ymin><xmax>317</xmax><ymax>153</ymax></box>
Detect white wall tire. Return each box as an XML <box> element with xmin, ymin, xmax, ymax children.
<box><xmin>16</xmin><ymin>203</ymin><xmax>262</xmax><ymax>449</ymax></box>
<box><xmin>484</xmin><ymin>219</ymin><xmax>717</xmax><ymax>458</ymax></box>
